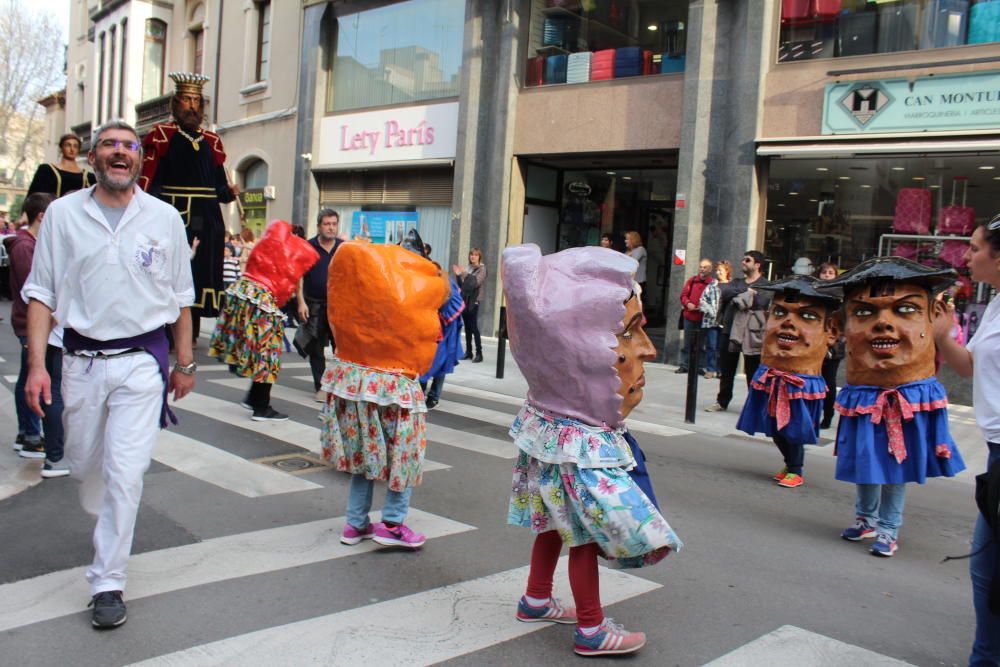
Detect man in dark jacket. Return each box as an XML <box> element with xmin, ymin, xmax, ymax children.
<box><xmin>295</xmin><ymin>209</ymin><xmax>343</xmax><ymax>400</ymax></box>
<box><xmin>706</xmin><ymin>250</ymin><xmax>768</xmax><ymax>412</ymax></box>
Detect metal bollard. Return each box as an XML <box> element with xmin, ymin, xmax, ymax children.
<box><xmin>496</xmin><ymin>305</ymin><xmax>508</xmax><ymax>380</ymax></box>
<box><xmin>684</xmin><ymin>328</ymin><xmax>701</xmax><ymax>424</ymax></box>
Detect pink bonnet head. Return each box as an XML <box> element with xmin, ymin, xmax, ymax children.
<box><xmin>501</xmin><ymin>244</ymin><xmax>637</xmax><ymax>428</ymax></box>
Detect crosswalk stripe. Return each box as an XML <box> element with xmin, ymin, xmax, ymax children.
<box><xmin>2</xmin><ymin>374</ymin><xmax>17</xmax><ymax>383</ymax></box>
<box><xmin>0</xmin><ymin>383</ymin><xmax>43</xmax><ymax>501</ymax></box>
<box><xmin>703</xmin><ymin>625</ymin><xmax>915</xmax><ymax>666</ymax></box>
<box><xmin>154</xmin><ymin>430</ymin><xmax>322</xmax><ymax>497</ymax></box>
<box><xmin>178</xmin><ymin>390</ymin><xmax>450</xmax><ymax>473</ymax></box>
<box><xmin>209</xmin><ymin>378</ymin><xmax>515</xmax><ymax>460</ymax></box>
<box><xmin>0</xmin><ymin>508</ymin><xmax>474</xmax><ymax>634</ymax></box>
<box><xmin>127</xmin><ymin>557</ymin><xmax>661</xmax><ymax>666</ymax></box>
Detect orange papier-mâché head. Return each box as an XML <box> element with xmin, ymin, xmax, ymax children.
<box><xmin>759</xmin><ymin>277</ymin><xmax>842</xmax><ymax>376</ymax></box>
<box><xmin>327</xmin><ymin>242</ymin><xmax>451</xmax><ymax>378</ymax></box>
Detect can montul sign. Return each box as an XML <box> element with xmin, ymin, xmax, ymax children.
<box><xmin>822</xmin><ymin>71</ymin><xmax>1000</xmax><ymax>135</ymax></box>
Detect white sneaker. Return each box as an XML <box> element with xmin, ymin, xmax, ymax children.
<box><xmin>704</xmin><ymin>403</ymin><xmax>727</xmax><ymax>412</ymax></box>
<box><xmin>314</xmin><ymin>390</ymin><xmax>328</xmax><ymax>403</ymax></box>
<box><xmin>41</xmin><ymin>458</ymin><xmax>70</xmax><ymax>478</ymax></box>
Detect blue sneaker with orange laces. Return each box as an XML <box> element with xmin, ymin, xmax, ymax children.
<box><xmin>870</xmin><ymin>532</ymin><xmax>898</xmax><ymax>557</ymax></box>
<box><xmin>515</xmin><ymin>596</ymin><xmax>576</xmax><ymax>624</ymax></box>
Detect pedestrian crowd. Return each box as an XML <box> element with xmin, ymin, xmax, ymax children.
<box><xmin>2</xmin><ymin>75</ymin><xmax>998</xmax><ymax>663</ymax></box>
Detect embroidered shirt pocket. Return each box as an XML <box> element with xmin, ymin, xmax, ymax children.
<box><xmin>131</xmin><ymin>233</ymin><xmax>171</xmax><ymax>282</ymax></box>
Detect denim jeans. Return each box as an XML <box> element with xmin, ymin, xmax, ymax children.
<box><xmin>855</xmin><ymin>483</ymin><xmax>907</xmax><ymax>539</ymax></box>
<box><xmin>42</xmin><ymin>345</ymin><xmax>64</xmax><ymax>462</ymax></box>
<box><xmin>345</xmin><ymin>474</ymin><xmax>414</xmax><ymax>529</ymax></box>
<box><xmin>421</xmin><ymin>375</ymin><xmax>445</xmax><ymax>403</ymax></box>
<box><xmin>14</xmin><ymin>336</ymin><xmax>42</xmax><ymax>440</ymax></box>
<box><xmin>970</xmin><ymin>442</ymin><xmax>1000</xmax><ymax>666</ymax></box>
<box><xmin>702</xmin><ymin>327</ymin><xmax>719</xmax><ymax>374</ymax></box>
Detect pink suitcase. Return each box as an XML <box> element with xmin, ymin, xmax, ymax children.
<box><xmin>812</xmin><ymin>0</ymin><xmax>842</xmax><ymax>19</ymax></box>
<box><xmin>893</xmin><ymin>188</ymin><xmax>932</xmax><ymax>234</ymax></box>
<box><xmin>893</xmin><ymin>242</ymin><xmax>920</xmax><ymax>261</ymax></box>
<box><xmin>526</xmin><ymin>56</ymin><xmax>545</xmax><ymax>87</ymax></box>
<box><xmin>782</xmin><ymin>0</ymin><xmax>811</xmax><ymax>21</ymax></box>
<box><xmin>940</xmin><ymin>240</ymin><xmax>968</xmax><ymax>269</ymax></box>
<box><xmin>938</xmin><ymin>176</ymin><xmax>975</xmax><ymax>236</ymax></box>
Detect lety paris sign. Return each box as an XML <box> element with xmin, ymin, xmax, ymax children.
<box><xmin>822</xmin><ymin>71</ymin><xmax>1000</xmax><ymax>135</ymax></box>
<box><xmin>317</xmin><ymin>102</ymin><xmax>459</xmax><ymax>167</ymax></box>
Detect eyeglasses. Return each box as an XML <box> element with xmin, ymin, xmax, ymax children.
<box><xmin>988</xmin><ymin>213</ymin><xmax>1000</xmax><ymax>231</ymax></box>
<box><xmin>97</xmin><ymin>139</ymin><xmax>140</xmax><ymax>152</ymax></box>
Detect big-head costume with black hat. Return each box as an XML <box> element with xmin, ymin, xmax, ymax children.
<box><xmin>737</xmin><ymin>276</ymin><xmax>842</xmax><ymax>446</ymax></box>
<box><xmin>824</xmin><ymin>257</ymin><xmax>965</xmax><ymax>484</ymax></box>
<box><xmin>140</xmin><ymin>72</ymin><xmax>235</xmax><ymax>320</ymax></box>
<box><xmin>503</xmin><ymin>244</ymin><xmax>681</xmax><ymax>569</ymax></box>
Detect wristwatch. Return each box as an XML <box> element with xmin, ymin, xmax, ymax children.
<box><xmin>173</xmin><ymin>361</ymin><xmax>198</xmax><ymax>375</ymax></box>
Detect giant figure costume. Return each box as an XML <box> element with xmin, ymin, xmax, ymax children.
<box><xmin>139</xmin><ymin>72</ymin><xmax>235</xmax><ymax>321</ymax></box>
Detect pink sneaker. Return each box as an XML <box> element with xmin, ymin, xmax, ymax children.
<box><xmin>574</xmin><ymin>618</ymin><xmax>646</xmax><ymax>656</ymax></box>
<box><xmin>372</xmin><ymin>522</ymin><xmax>426</xmax><ymax>549</ymax></box>
<box><xmin>340</xmin><ymin>523</ymin><xmax>374</xmax><ymax>546</ymax></box>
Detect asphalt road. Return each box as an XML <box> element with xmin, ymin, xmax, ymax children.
<box><xmin>0</xmin><ymin>314</ymin><xmax>981</xmax><ymax>666</ymax></box>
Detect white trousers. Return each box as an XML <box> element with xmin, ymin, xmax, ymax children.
<box><xmin>62</xmin><ymin>352</ymin><xmax>162</xmax><ymax>596</ymax></box>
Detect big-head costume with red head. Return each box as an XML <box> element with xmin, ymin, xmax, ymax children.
<box><xmin>822</xmin><ymin>257</ymin><xmax>965</xmax><ymax>485</ymax></box>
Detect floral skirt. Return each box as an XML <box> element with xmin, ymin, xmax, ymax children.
<box><xmin>319</xmin><ymin>359</ymin><xmax>427</xmax><ymax>491</ymax></box>
<box><xmin>208</xmin><ymin>278</ymin><xmax>283</xmax><ymax>383</ymax></box>
<box><xmin>506</xmin><ymin>403</ymin><xmax>681</xmax><ymax>570</ymax></box>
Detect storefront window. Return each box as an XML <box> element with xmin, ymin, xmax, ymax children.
<box><xmin>778</xmin><ymin>0</ymin><xmax>1000</xmax><ymax>62</ymax></box>
<box><xmin>142</xmin><ymin>19</ymin><xmax>167</xmax><ymax>102</ymax></box>
<box><xmin>327</xmin><ymin>0</ymin><xmax>464</xmax><ymax>112</ymax></box>
<box><xmin>764</xmin><ymin>153</ymin><xmax>1000</xmax><ymax>303</ymax></box>
<box><xmin>525</xmin><ymin>0</ymin><xmax>688</xmax><ymax>87</ymax></box>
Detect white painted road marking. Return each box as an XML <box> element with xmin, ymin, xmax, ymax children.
<box><xmin>154</xmin><ymin>430</ymin><xmax>322</xmax><ymax>497</ymax></box>
<box><xmin>128</xmin><ymin>558</ymin><xmax>661</xmax><ymax>666</ymax></box>
<box><xmin>0</xmin><ymin>508</ymin><xmax>474</xmax><ymax>634</ymax></box>
<box><xmin>703</xmin><ymin>625</ymin><xmax>915</xmax><ymax>666</ymax></box>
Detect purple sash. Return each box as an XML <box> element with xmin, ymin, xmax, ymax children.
<box><xmin>64</xmin><ymin>327</ymin><xmax>177</xmax><ymax>428</ymax></box>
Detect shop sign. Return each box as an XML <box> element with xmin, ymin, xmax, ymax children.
<box><xmin>238</xmin><ymin>188</ymin><xmax>267</xmax><ymax>237</ymax></box>
<box><xmin>350</xmin><ymin>210</ymin><xmax>419</xmax><ymax>245</ymax></box>
<box><xmin>317</xmin><ymin>102</ymin><xmax>459</xmax><ymax>167</ymax></box>
<box><xmin>822</xmin><ymin>71</ymin><xmax>1000</xmax><ymax>135</ymax></box>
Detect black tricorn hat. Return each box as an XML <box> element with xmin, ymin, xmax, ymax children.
<box><xmin>399</xmin><ymin>228</ymin><xmax>427</xmax><ymax>258</ymax></box>
<box><xmin>758</xmin><ymin>275</ymin><xmax>842</xmax><ymax>306</ymax></box>
<box><xmin>822</xmin><ymin>256</ymin><xmax>957</xmax><ymax>295</ymax></box>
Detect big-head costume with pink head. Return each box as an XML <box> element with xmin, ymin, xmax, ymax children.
<box><xmin>502</xmin><ymin>244</ymin><xmax>636</xmax><ymax>429</ymax></box>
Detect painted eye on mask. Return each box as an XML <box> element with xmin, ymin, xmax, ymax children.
<box><xmin>799</xmin><ymin>310</ymin><xmax>820</xmax><ymax>321</ymax></box>
<box><xmin>896</xmin><ymin>303</ymin><xmax>919</xmax><ymax>315</ymax></box>
<box><xmin>622</xmin><ymin>331</ymin><xmax>633</xmax><ymax>340</ymax></box>
<box><xmin>772</xmin><ymin>305</ymin><xmax>788</xmax><ymax>317</ymax></box>
<box><xmin>853</xmin><ymin>306</ymin><xmax>874</xmax><ymax>317</ymax></box>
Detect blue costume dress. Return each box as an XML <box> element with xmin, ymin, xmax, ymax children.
<box><xmin>834</xmin><ymin>377</ymin><xmax>965</xmax><ymax>484</ymax></box>
<box><xmin>736</xmin><ymin>364</ymin><xmax>827</xmax><ymax>446</ymax></box>
<box><xmin>419</xmin><ymin>279</ymin><xmax>464</xmax><ymax>384</ymax></box>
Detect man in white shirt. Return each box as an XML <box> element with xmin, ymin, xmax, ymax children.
<box><xmin>22</xmin><ymin>119</ymin><xmax>196</xmax><ymax>630</ymax></box>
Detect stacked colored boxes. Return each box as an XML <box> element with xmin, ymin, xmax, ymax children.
<box><xmin>660</xmin><ymin>54</ymin><xmax>686</xmax><ymax>73</ymax></box>
<box><xmin>614</xmin><ymin>46</ymin><xmax>643</xmax><ymax>78</ymax></box>
<box><xmin>591</xmin><ymin>49</ymin><xmax>616</xmax><ymax>80</ymax></box>
<box><xmin>545</xmin><ymin>54</ymin><xmax>568</xmax><ymax>84</ymax></box>
<box><xmin>567</xmin><ymin>51</ymin><xmax>592</xmax><ymax>83</ymax></box>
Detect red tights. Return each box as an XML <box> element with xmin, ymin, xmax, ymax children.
<box><xmin>525</xmin><ymin>530</ymin><xmax>603</xmax><ymax>627</ymax></box>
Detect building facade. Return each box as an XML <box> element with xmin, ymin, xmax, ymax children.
<box><xmin>47</xmin><ymin>0</ymin><xmax>1000</xmax><ymax>358</ymax></box>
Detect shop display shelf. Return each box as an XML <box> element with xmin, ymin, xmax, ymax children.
<box><xmin>536</xmin><ymin>44</ymin><xmax>571</xmax><ymax>56</ymax></box>
<box><xmin>540</xmin><ymin>6</ymin><xmax>639</xmax><ymax>47</ymax></box>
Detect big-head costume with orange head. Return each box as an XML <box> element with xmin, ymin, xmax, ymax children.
<box><xmin>759</xmin><ymin>276</ymin><xmax>842</xmax><ymax>376</ymax></box>
<box><xmin>822</xmin><ymin>257</ymin><xmax>965</xmax><ymax>485</ymax></box>
<box><xmin>327</xmin><ymin>242</ymin><xmax>451</xmax><ymax>378</ymax></box>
